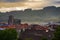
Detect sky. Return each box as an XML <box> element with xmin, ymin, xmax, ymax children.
<box><xmin>0</xmin><ymin>0</ymin><xmax>60</xmax><ymax>12</ymax></box>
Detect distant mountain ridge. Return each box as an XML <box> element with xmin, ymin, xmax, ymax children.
<box><xmin>0</xmin><ymin>6</ymin><xmax>60</xmax><ymax>23</ymax></box>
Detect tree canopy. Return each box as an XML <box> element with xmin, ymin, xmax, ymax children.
<box><xmin>0</xmin><ymin>29</ymin><xmax>17</xmax><ymax>40</ymax></box>
<box><xmin>52</xmin><ymin>26</ymin><xmax>60</xmax><ymax>40</ymax></box>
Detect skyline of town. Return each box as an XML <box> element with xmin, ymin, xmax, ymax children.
<box><xmin>0</xmin><ymin>0</ymin><xmax>60</xmax><ymax>40</ymax></box>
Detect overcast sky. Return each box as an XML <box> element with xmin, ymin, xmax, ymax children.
<box><xmin>0</xmin><ymin>0</ymin><xmax>60</xmax><ymax>12</ymax></box>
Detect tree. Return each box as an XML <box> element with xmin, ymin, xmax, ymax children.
<box><xmin>24</xmin><ymin>38</ymin><xmax>33</xmax><ymax>40</ymax></box>
<box><xmin>41</xmin><ymin>37</ymin><xmax>47</xmax><ymax>40</ymax></box>
<box><xmin>52</xmin><ymin>26</ymin><xmax>60</xmax><ymax>40</ymax></box>
<box><xmin>0</xmin><ymin>29</ymin><xmax>17</xmax><ymax>40</ymax></box>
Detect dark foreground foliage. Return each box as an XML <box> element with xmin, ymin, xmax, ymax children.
<box><xmin>0</xmin><ymin>29</ymin><xmax>17</xmax><ymax>40</ymax></box>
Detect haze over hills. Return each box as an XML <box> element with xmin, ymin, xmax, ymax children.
<box><xmin>0</xmin><ymin>6</ymin><xmax>60</xmax><ymax>24</ymax></box>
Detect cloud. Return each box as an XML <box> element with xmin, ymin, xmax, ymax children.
<box><xmin>0</xmin><ymin>0</ymin><xmax>60</xmax><ymax>12</ymax></box>
<box><xmin>0</xmin><ymin>0</ymin><xmax>51</xmax><ymax>8</ymax></box>
<box><xmin>0</xmin><ymin>0</ymin><xmax>22</xmax><ymax>2</ymax></box>
<box><xmin>53</xmin><ymin>1</ymin><xmax>60</xmax><ymax>4</ymax></box>
<box><xmin>51</xmin><ymin>0</ymin><xmax>60</xmax><ymax>7</ymax></box>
